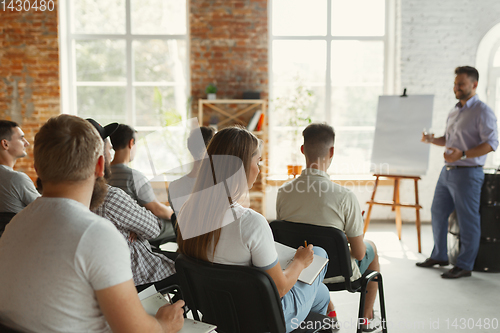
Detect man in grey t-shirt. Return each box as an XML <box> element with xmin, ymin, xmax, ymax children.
<box><xmin>0</xmin><ymin>120</ymin><xmax>40</xmax><ymax>213</ymax></box>
<box><xmin>0</xmin><ymin>115</ymin><xmax>184</xmax><ymax>332</ymax></box>
<box><xmin>109</xmin><ymin>124</ymin><xmax>173</xmax><ymax>220</ymax></box>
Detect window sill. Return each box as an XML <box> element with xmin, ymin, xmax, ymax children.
<box><xmin>266</xmin><ymin>174</ymin><xmax>394</xmax><ymax>187</ymax></box>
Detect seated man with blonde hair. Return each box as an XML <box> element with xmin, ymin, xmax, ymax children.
<box><xmin>0</xmin><ymin>115</ymin><xmax>184</xmax><ymax>332</ymax></box>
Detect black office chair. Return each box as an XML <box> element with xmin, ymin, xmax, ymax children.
<box><xmin>270</xmin><ymin>220</ymin><xmax>387</xmax><ymax>333</ymax></box>
<box><xmin>175</xmin><ymin>254</ymin><xmax>332</xmax><ymax>333</ymax></box>
<box><xmin>0</xmin><ymin>212</ymin><xmax>16</xmax><ymax>238</ymax></box>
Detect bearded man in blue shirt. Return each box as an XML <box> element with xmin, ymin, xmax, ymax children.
<box><xmin>417</xmin><ymin>66</ymin><xmax>499</xmax><ymax>279</ymax></box>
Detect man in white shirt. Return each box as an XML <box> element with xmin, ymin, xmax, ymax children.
<box><xmin>0</xmin><ymin>115</ymin><xmax>184</xmax><ymax>333</ymax></box>
<box><xmin>276</xmin><ymin>123</ymin><xmax>381</xmax><ymax>333</ymax></box>
<box><xmin>0</xmin><ymin>120</ymin><xmax>40</xmax><ymax>213</ymax></box>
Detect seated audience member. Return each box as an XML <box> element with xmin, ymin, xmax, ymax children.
<box><xmin>109</xmin><ymin>124</ymin><xmax>173</xmax><ymax>220</ymax></box>
<box><xmin>0</xmin><ymin>115</ymin><xmax>184</xmax><ymax>332</ymax></box>
<box><xmin>276</xmin><ymin>123</ymin><xmax>381</xmax><ymax>333</ymax></box>
<box><xmin>177</xmin><ymin>126</ymin><xmax>335</xmax><ymax>333</ymax></box>
<box><xmin>168</xmin><ymin>126</ymin><xmax>215</xmax><ymax>213</ymax></box>
<box><xmin>87</xmin><ymin>119</ymin><xmax>175</xmax><ymax>290</ymax></box>
<box><xmin>0</xmin><ymin>120</ymin><xmax>40</xmax><ymax>213</ymax></box>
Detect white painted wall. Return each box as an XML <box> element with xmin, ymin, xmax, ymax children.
<box><xmin>266</xmin><ymin>0</ymin><xmax>500</xmax><ymax>223</ymax></box>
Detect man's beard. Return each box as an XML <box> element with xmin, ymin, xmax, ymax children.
<box><xmin>89</xmin><ymin>176</ymin><xmax>108</xmax><ymax>211</ymax></box>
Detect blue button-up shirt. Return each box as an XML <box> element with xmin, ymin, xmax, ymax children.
<box><xmin>445</xmin><ymin>94</ymin><xmax>498</xmax><ymax>166</ymax></box>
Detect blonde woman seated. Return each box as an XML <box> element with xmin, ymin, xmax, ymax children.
<box><xmin>176</xmin><ymin>126</ymin><xmax>334</xmax><ymax>333</ymax></box>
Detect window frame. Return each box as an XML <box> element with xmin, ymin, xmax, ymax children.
<box><xmin>59</xmin><ymin>0</ymin><xmax>190</xmax><ymax>132</ymax></box>
<box><xmin>268</xmin><ymin>0</ymin><xmax>397</xmax><ymax>175</ymax></box>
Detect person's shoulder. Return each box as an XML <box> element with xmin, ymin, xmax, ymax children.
<box><xmin>473</xmin><ymin>97</ymin><xmax>494</xmax><ymax>113</ymax></box>
<box><xmin>107</xmin><ymin>185</ymin><xmax>128</xmax><ymax>197</ymax></box>
<box><xmin>111</xmin><ymin>163</ymin><xmax>133</xmax><ymax>174</ymax></box>
<box><xmin>277</xmin><ymin>175</ymin><xmax>305</xmax><ymax>192</ymax></box>
<box><xmin>240</xmin><ymin>207</ymin><xmax>268</xmax><ymax>226</ymax></box>
<box><xmin>37</xmin><ymin>198</ymin><xmax>110</xmax><ymax>229</ymax></box>
<box><xmin>8</xmin><ymin>168</ymin><xmax>32</xmax><ymax>182</ymax></box>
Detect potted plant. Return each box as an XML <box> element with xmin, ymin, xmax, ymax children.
<box><xmin>206</xmin><ymin>83</ymin><xmax>217</xmax><ymax>100</ymax></box>
<box><xmin>274</xmin><ymin>77</ymin><xmax>313</xmax><ymax>177</ymax></box>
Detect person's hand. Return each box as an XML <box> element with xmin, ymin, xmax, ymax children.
<box><xmin>128</xmin><ymin>232</ymin><xmax>138</xmax><ymax>242</ymax></box>
<box><xmin>294</xmin><ymin>244</ymin><xmax>314</xmax><ymax>269</ymax></box>
<box><xmin>421</xmin><ymin>132</ymin><xmax>434</xmax><ymax>143</ymax></box>
<box><xmin>156</xmin><ymin>300</ymin><xmax>185</xmax><ymax>333</ymax></box>
<box><xmin>444</xmin><ymin>147</ymin><xmax>462</xmax><ymax>163</ymax></box>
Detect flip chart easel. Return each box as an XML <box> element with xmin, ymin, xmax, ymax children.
<box><xmin>364</xmin><ymin>174</ymin><xmax>422</xmax><ymax>253</ymax></box>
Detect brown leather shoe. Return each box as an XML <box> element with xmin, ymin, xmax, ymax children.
<box><xmin>441</xmin><ymin>266</ymin><xmax>472</xmax><ymax>279</ymax></box>
<box><xmin>416</xmin><ymin>258</ymin><xmax>449</xmax><ymax>268</ymax></box>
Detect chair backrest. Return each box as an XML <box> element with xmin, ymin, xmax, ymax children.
<box><xmin>175</xmin><ymin>254</ymin><xmax>286</xmax><ymax>333</ymax></box>
<box><xmin>270</xmin><ymin>220</ymin><xmax>353</xmax><ymax>284</ymax></box>
<box><xmin>0</xmin><ymin>212</ymin><xmax>16</xmax><ymax>237</ymax></box>
<box><xmin>170</xmin><ymin>213</ymin><xmax>178</xmax><ymax>238</ymax></box>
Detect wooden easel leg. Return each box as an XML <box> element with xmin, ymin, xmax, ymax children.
<box><xmin>394</xmin><ymin>178</ymin><xmax>402</xmax><ymax>240</ymax></box>
<box><xmin>364</xmin><ymin>176</ymin><xmax>380</xmax><ymax>234</ymax></box>
<box><xmin>414</xmin><ymin>179</ymin><xmax>422</xmax><ymax>253</ymax></box>
<box><xmin>391</xmin><ymin>179</ymin><xmax>397</xmax><ymax>212</ymax></box>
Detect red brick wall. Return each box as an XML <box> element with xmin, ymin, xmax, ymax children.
<box><xmin>190</xmin><ymin>0</ymin><xmax>269</xmax><ymax>214</ymax></box>
<box><xmin>0</xmin><ymin>1</ymin><xmax>60</xmax><ymax>180</ymax></box>
<box><xmin>190</xmin><ymin>0</ymin><xmax>268</xmax><ymax>119</ymax></box>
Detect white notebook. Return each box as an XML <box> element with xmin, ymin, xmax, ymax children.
<box><xmin>275</xmin><ymin>242</ymin><xmax>329</xmax><ymax>285</ymax></box>
<box><xmin>138</xmin><ymin>286</ymin><xmax>217</xmax><ymax>333</ymax></box>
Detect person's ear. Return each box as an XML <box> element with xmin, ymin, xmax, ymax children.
<box><xmin>128</xmin><ymin>138</ymin><xmax>134</xmax><ymax>149</ymax></box>
<box><xmin>95</xmin><ymin>155</ymin><xmax>105</xmax><ymax>178</ymax></box>
<box><xmin>300</xmin><ymin>145</ymin><xmax>305</xmax><ymax>155</ymax></box>
<box><xmin>329</xmin><ymin>146</ymin><xmax>334</xmax><ymax>158</ymax></box>
<box><xmin>0</xmin><ymin>139</ymin><xmax>9</xmax><ymax>150</ymax></box>
<box><xmin>473</xmin><ymin>80</ymin><xmax>478</xmax><ymax>90</ymax></box>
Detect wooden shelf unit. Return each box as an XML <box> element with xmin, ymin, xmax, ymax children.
<box><xmin>198</xmin><ymin>99</ymin><xmax>268</xmax><ymax>215</ymax></box>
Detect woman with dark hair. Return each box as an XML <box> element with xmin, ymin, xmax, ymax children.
<box><xmin>177</xmin><ymin>126</ymin><xmax>334</xmax><ymax>332</ymax></box>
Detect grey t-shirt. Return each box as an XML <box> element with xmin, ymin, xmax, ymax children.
<box><xmin>0</xmin><ymin>164</ymin><xmax>40</xmax><ymax>213</ymax></box>
<box><xmin>109</xmin><ymin>163</ymin><xmax>156</xmax><ymax>206</ymax></box>
<box><xmin>0</xmin><ymin>197</ymin><xmax>132</xmax><ymax>332</ymax></box>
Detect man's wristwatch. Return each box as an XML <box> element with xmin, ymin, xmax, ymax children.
<box><xmin>460</xmin><ymin>150</ymin><xmax>467</xmax><ymax>160</ymax></box>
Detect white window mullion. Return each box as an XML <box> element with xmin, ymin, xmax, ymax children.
<box><xmin>384</xmin><ymin>0</ymin><xmax>396</xmax><ymax>94</ymax></box>
<box><xmin>325</xmin><ymin>0</ymin><xmax>332</xmax><ymax>123</ymax></box>
<box><xmin>125</xmin><ymin>0</ymin><xmax>134</xmax><ymax>126</ymax></box>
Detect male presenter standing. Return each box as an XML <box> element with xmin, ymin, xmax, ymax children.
<box><xmin>417</xmin><ymin>66</ymin><xmax>498</xmax><ymax>279</ymax></box>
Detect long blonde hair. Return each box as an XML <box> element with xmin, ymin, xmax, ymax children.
<box><xmin>177</xmin><ymin>126</ymin><xmax>260</xmax><ymax>261</ymax></box>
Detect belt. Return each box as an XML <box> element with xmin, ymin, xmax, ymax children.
<box><xmin>446</xmin><ymin>165</ymin><xmax>482</xmax><ymax>171</ymax></box>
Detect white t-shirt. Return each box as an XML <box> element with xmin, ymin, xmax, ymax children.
<box><xmin>0</xmin><ymin>197</ymin><xmax>132</xmax><ymax>333</ymax></box>
<box><xmin>277</xmin><ymin>168</ymin><xmax>364</xmax><ymax>282</ymax></box>
<box><xmin>0</xmin><ymin>164</ymin><xmax>40</xmax><ymax>213</ymax></box>
<box><xmin>209</xmin><ymin>204</ymin><xmax>278</xmax><ymax>271</ymax></box>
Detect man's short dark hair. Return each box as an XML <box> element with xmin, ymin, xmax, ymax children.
<box><xmin>455</xmin><ymin>66</ymin><xmax>479</xmax><ymax>82</ymax></box>
<box><xmin>187</xmin><ymin>126</ymin><xmax>216</xmax><ymax>159</ymax></box>
<box><xmin>0</xmin><ymin>120</ymin><xmax>19</xmax><ymax>141</ymax></box>
<box><xmin>303</xmin><ymin>123</ymin><xmax>335</xmax><ymax>146</ymax></box>
<box><xmin>302</xmin><ymin>123</ymin><xmax>335</xmax><ymax>161</ymax></box>
<box><xmin>110</xmin><ymin>124</ymin><xmax>136</xmax><ymax>150</ymax></box>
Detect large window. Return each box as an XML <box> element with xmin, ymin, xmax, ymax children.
<box><xmin>61</xmin><ymin>0</ymin><xmax>188</xmax><ymax>131</ymax></box>
<box><xmin>270</xmin><ymin>0</ymin><xmax>395</xmax><ymax>175</ymax></box>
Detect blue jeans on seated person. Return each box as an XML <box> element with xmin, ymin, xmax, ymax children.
<box><xmin>281</xmin><ymin>246</ymin><xmax>330</xmax><ymax>333</ymax></box>
<box><xmin>355</xmin><ymin>241</ymin><xmax>375</xmax><ymax>274</ymax></box>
